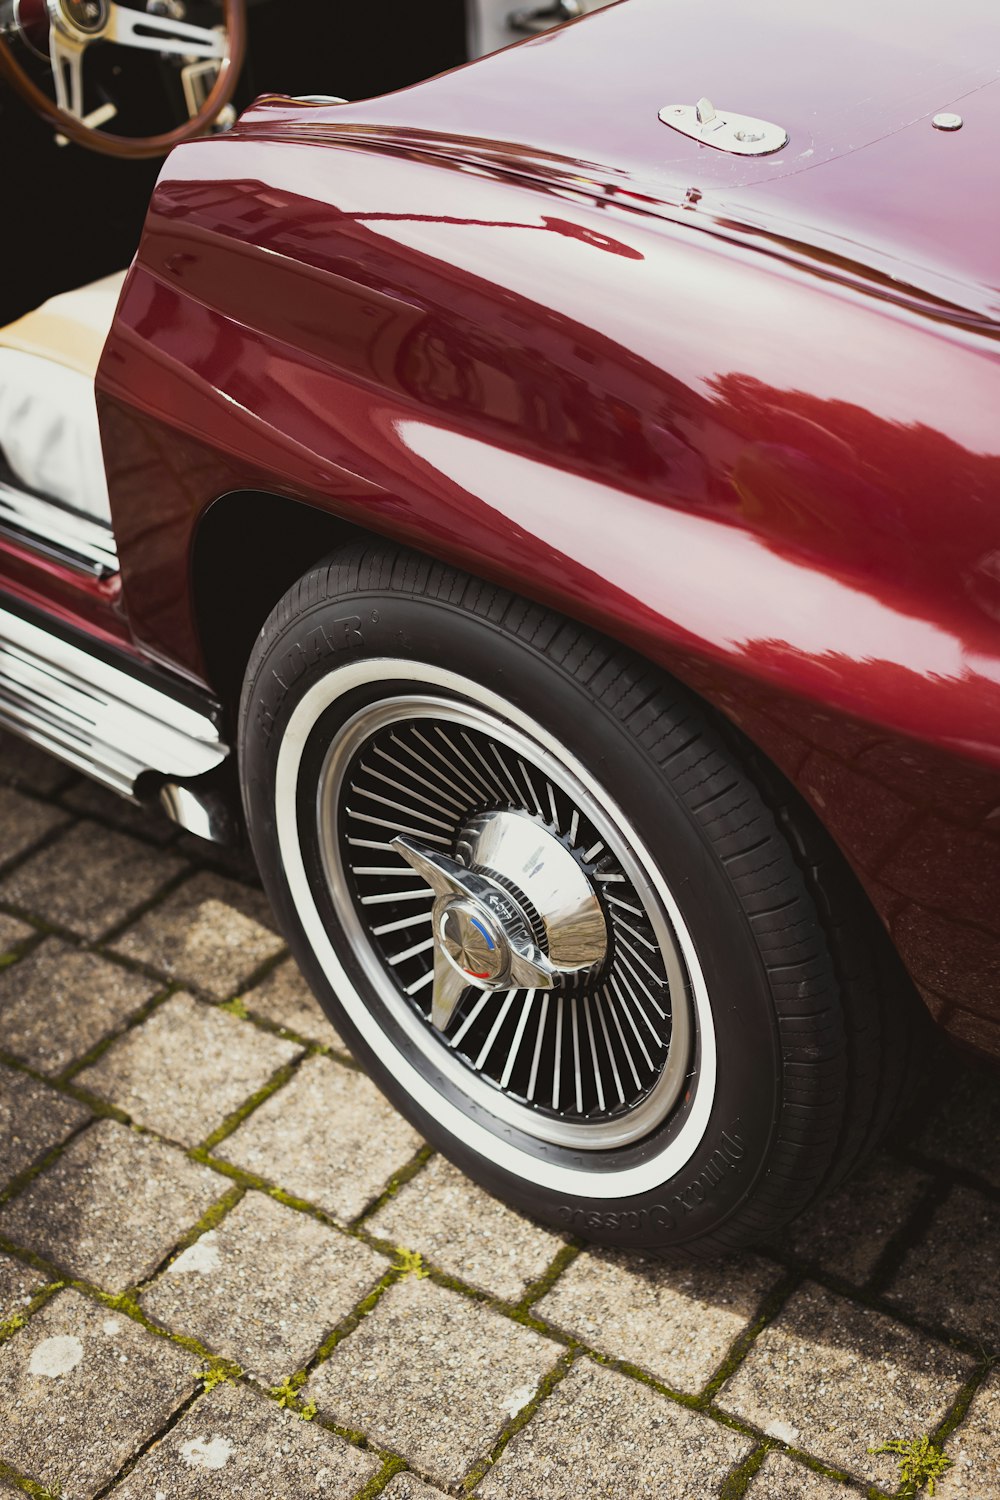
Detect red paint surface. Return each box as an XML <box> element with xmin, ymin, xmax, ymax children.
<box><xmin>0</xmin><ymin>534</ymin><xmax>130</xmax><ymax>649</ymax></box>
<box><xmin>90</xmin><ymin>0</ymin><xmax>1000</xmax><ymax>1048</ymax></box>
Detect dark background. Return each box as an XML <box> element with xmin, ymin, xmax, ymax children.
<box><xmin>0</xmin><ymin>0</ymin><xmax>467</xmax><ymax>325</ymax></box>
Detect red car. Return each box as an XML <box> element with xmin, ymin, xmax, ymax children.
<box><xmin>0</xmin><ymin>0</ymin><xmax>997</xmax><ymax>1256</ymax></box>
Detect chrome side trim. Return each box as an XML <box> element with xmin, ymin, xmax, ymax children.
<box><xmin>0</xmin><ymin>606</ymin><xmax>227</xmax><ymax>797</ymax></box>
<box><xmin>158</xmin><ymin>775</ymin><xmax>239</xmax><ymax>844</ymax></box>
<box><xmin>0</xmin><ymin>479</ymin><xmax>119</xmax><ymax>578</ymax></box>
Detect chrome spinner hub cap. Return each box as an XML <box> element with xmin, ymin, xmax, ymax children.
<box><xmin>318</xmin><ymin>697</ymin><xmax>696</xmax><ymax>1152</ymax></box>
<box><xmin>394</xmin><ymin>810</ymin><xmax>609</xmax><ymax>1030</ymax></box>
<box><xmin>438</xmin><ymin>899</ymin><xmax>508</xmax><ymax>986</ymax></box>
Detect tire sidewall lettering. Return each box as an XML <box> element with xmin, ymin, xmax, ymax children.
<box><xmin>553</xmin><ymin>1127</ymin><xmax>746</xmax><ymax>1239</ymax></box>
<box><xmin>256</xmin><ymin>614</ymin><xmax>363</xmax><ymax>747</ymax></box>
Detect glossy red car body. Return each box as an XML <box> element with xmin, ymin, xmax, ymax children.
<box><xmin>11</xmin><ymin>0</ymin><xmax>1000</xmax><ymax>1055</ymax></box>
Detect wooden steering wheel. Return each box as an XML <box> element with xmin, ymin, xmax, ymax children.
<box><xmin>0</xmin><ymin>0</ymin><xmax>246</xmax><ymax>157</ymax></box>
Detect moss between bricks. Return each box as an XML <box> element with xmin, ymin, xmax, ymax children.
<box><xmin>718</xmin><ymin>1442</ymin><xmax>769</xmax><ymax>1500</ymax></box>
<box><xmin>1</xmin><ymin>1129</ymin><xmax>975</xmax><ymax>1500</ymax></box>
<box><xmin>869</xmin><ymin>1436</ymin><xmax>952</xmax><ymax>1497</ymax></box>
<box><xmin>0</xmin><ymin>1456</ymin><xmax>62</xmax><ymax>1499</ymax></box>
<box><xmin>463</xmin><ymin>1348</ymin><xmax>579</xmax><ymax>1492</ymax></box>
<box><xmin>0</xmin><ymin>834</ymin><xmax>994</xmax><ymax>1500</ymax></box>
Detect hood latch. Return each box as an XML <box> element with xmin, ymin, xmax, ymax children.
<box><xmin>659</xmin><ymin>97</ymin><xmax>788</xmax><ymax>156</ymax></box>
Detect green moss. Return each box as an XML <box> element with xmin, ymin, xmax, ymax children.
<box><xmin>271</xmin><ymin>1375</ymin><xmax>305</xmax><ymax>1408</ymax></box>
<box><xmin>350</xmin><ymin>1144</ymin><xmax>435</xmax><ymax>1228</ymax></box>
<box><xmin>719</xmin><ymin>1442</ymin><xmax>770</xmax><ymax>1500</ymax></box>
<box><xmin>268</xmin><ymin>1376</ymin><xmax>317</xmax><ymax>1421</ymax></box>
<box><xmin>0</xmin><ymin>1118</ymin><xmax>95</xmax><ymax>1211</ymax></box>
<box><xmin>516</xmin><ymin>1242</ymin><xmax>582</xmax><ymax>1312</ymax></box>
<box><xmin>699</xmin><ymin>1269</ymin><xmax>801</xmax><ymax>1405</ymax></box>
<box><xmin>0</xmin><ymin>1456</ymin><xmax>61</xmax><ymax>1498</ymax></box>
<box><xmin>219</xmin><ymin>996</ymin><xmax>249</xmax><ymax>1020</ymax></box>
<box><xmin>354</xmin><ymin>1456</ymin><xmax>408</xmax><ymax>1499</ymax></box>
<box><xmin>869</xmin><ymin>1435</ymin><xmax>952</xmax><ymax>1496</ymax></box>
<box><xmin>197</xmin><ymin>1361</ymin><xmax>243</xmax><ymax>1392</ymax></box>
<box><xmin>198</xmin><ymin>1055</ymin><xmax>306</xmax><ymax>1153</ymax></box>
<box><xmin>59</xmin><ymin>987</ymin><xmax>177</xmax><ymax>1084</ymax></box>
<box><xmin>463</xmin><ymin>1350</ymin><xmax>578</xmax><ymax>1492</ymax></box>
<box><xmin>394</xmin><ymin>1249</ymin><xmax>430</xmax><ymax>1280</ymax></box>
<box><xmin>306</xmin><ymin>1269</ymin><xmax>399</xmax><ymax>1372</ymax></box>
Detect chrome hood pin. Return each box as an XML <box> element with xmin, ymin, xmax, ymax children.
<box><xmin>658</xmin><ymin>96</ymin><xmax>788</xmax><ymax>156</ymax></box>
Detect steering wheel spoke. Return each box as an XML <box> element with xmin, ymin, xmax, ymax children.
<box><xmin>104</xmin><ymin>3</ymin><xmax>225</xmax><ymax>59</ymax></box>
<box><xmin>0</xmin><ymin>0</ymin><xmax>245</xmax><ymax>156</ymax></box>
<box><xmin>49</xmin><ymin>27</ymin><xmax>85</xmax><ymax>119</ymax></box>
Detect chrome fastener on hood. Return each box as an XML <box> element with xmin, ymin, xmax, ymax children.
<box><xmin>659</xmin><ymin>96</ymin><xmax>788</xmax><ymax>156</ymax></box>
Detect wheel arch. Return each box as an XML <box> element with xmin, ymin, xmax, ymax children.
<box><xmin>191</xmin><ymin>486</ymin><xmax>796</xmax><ymax>774</ymax></box>
<box><xmin>191</xmin><ymin>489</ymin><xmax>368</xmax><ymax>721</ymax></box>
<box><xmin>188</xmin><ymin>487</ymin><xmax>925</xmax><ymax>1050</ymax></box>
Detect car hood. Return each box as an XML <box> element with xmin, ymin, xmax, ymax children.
<box><xmin>240</xmin><ymin>0</ymin><xmax>1000</xmax><ymax>325</ymax></box>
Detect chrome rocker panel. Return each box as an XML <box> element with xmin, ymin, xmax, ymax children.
<box><xmin>0</xmin><ymin>478</ymin><xmax>119</xmax><ymax>579</ymax></box>
<box><xmin>0</xmin><ymin>604</ymin><xmax>228</xmax><ymax>805</ymax></box>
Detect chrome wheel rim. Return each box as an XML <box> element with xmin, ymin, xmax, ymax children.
<box><xmin>315</xmin><ymin>694</ymin><xmax>696</xmax><ymax>1151</ymax></box>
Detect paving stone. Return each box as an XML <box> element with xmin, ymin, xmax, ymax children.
<box><xmin>0</xmin><ymin>939</ymin><xmax>156</xmax><ymax>1075</ymax></box>
<box><xmin>915</xmin><ymin>1064</ymin><xmax>1000</xmax><ymax>1191</ymax></box>
<box><xmin>77</xmin><ymin>991</ymin><xmax>302</xmax><ymax>1147</ymax></box>
<box><xmin>0</xmin><ymin>1118</ymin><xmax>223</xmax><ymax>1291</ymax></box>
<box><xmin>113</xmin><ymin>870</ymin><xmax>285</xmax><ymax>997</ymax></box>
<box><xmin>60</xmin><ymin>776</ymin><xmax>178</xmax><ymax>843</ymax></box>
<box><xmin>219</xmin><ymin>1055</ymin><xmax>423</xmax><ymax>1222</ymax></box>
<box><xmin>775</xmin><ymin>1152</ymin><xmax>931</xmax><ymax>1284</ymax></box>
<box><xmin>0</xmin><ymin>733</ymin><xmax>73</xmax><ymax>795</ymax></box>
<box><xmin>537</xmin><ymin>1245</ymin><xmax>780</xmax><ymax>1393</ymax></box>
<box><xmin>717</xmin><ymin>1282</ymin><xmax>973</xmax><ymax>1489</ymax></box>
<box><xmin>0</xmin><ymin>1062</ymin><xmax>89</xmax><ymax>1184</ymax></box>
<box><xmin>175</xmin><ymin>832</ymin><xmax>264</xmax><ymax>883</ymax></box>
<box><xmin>383</xmin><ymin>1476</ymin><xmax>450</xmax><ymax>1500</ymax></box>
<box><xmin>307</xmin><ymin>1276</ymin><xmax>559</xmax><ymax>1488</ymax></box>
<box><xmin>242</xmin><ymin>958</ymin><xmax>343</xmax><ymax>1047</ymax></box>
<box><xmin>0</xmin><ymin>913</ymin><xmax>32</xmax><ymax>954</ymax></box>
<box><xmin>744</xmin><ymin>1452</ymin><xmax>854</xmax><ymax>1498</ymax></box>
<box><xmin>0</xmin><ymin>785</ymin><xmax>68</xmax><ymax>867</ymax></box>
<box><xmin>0</xmin><ymin>1250</ymin><xmax>46</xmax><ymax>1323</ymax></box>
<box><xmin>0</xmin><ymin>821</ymin><xmax>186</xmax><ymax>939</ymax></box>
<box><xmin>0</xmin><ymin>1288</ymin><xmax>196</xmax><ymax>1500</ymax></box>
<box><xmin>937</xmin><ymin>1371</ymin><xmax>1000</xmax><ymax>1499</ymax></box>
<box><xmin>141</xmin><ymin>1190</ymin><xmax>387</xmax><ymax>1380</ymax></box>
<box><xmin>477</xmin><ymin>1357</ymin><xmax>751</xmax><ymax>1500</ymax></box>
<box><xmin>369</xmin><ymin>1154</ymin><xmax>564</xmax><ymax>1302</ymax></box>
<box><xmin>884</xmin><ymin>1185</ymin><xmax>1000</xmax><ymax>1351</ymax></box>
<box><xmin>112</xmin><ymin>1379</ymin><xmax>380</xmax><ymax>1498</ymax></box>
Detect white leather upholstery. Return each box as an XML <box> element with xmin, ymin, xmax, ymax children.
<box><xmin>0</xmin><ymin>271</ymin><xmax>127</xmax><ymax>524</ymax></box>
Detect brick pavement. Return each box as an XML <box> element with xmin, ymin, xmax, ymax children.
<box><xmin>0</xmin><ymin>731</ymin><xmax>996</xmax><ymax>1499</ymax></box>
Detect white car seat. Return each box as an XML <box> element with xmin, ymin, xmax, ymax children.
<box><xmin>0</xmin><ymin>271</ymin><xmax>128</xmax><ymax>525</ymax></box>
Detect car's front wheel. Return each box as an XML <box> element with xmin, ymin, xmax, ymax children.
<box><xmin>238</xmin><ymin>542</ymin><xmax>920</xmax><ymax>1253</ymax></box>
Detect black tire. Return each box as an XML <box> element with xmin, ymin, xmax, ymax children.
<box><xmin>238</xmin><ymin>541</ymin><xmax>924</xmax><ymax>1254</ymax></box>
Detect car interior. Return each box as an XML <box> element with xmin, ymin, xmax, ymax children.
<box><xmin>0</xmin><ymin>0</ymin><xmax>613</xmax><ymax>552</ymax></box>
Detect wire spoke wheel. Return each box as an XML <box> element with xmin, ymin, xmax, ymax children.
<box><xmin>316</xmin><ymin>696</ymin><xmax>695</xmax><ymax>1152</ymax></box>
<box><xmin>243</xmin><ymin>545</ymin><xmax>924</xmax><ymax>1251</ymax></box>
